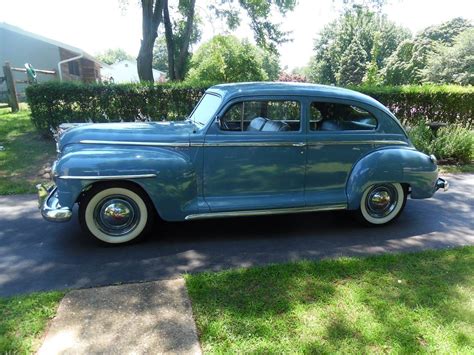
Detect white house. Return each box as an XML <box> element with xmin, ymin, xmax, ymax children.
<box><xmin>102</xmin><ymin>60</ymin><xmax>166</xmax><ymax>83</ymax></box>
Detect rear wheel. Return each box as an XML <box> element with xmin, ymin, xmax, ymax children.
<box><xmin>357</xmin><ymin>183</ymin><xmax>407</xmax><ymax>225</ymax></box>
<box><xmin>79</xmin><ymin>183</ymin><xmax>154</xmax><ymax>244</ymax></box>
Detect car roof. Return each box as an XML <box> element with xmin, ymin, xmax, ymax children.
<box><xmin>207</xmin><ymin>82</ymin><xmax>390</xmax><ymax>114</ymax></box>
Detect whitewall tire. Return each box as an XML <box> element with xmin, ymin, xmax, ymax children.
<box><xmin>358</xmin><ymin>183</ymin><xmax>407</xmax><ymax>225</ymax></box>
<box><xmin>79</xmin><ymin>184</ymin><xmax>154</xmax><ymax>244</ymax></box>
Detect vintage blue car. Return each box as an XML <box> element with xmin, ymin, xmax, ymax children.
<box><xmin>37</xmin><ymin>82</ymin><xmax>448</xmax><ymax>244</ymax></box>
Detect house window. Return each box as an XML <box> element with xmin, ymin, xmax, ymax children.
<box><xmin>68</xmin><ymin>61</ymin><xmax>80</xmax><ymax>76</ymax></box>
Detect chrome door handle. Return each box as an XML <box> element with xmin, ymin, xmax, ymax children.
<box><xmin>292</xmin><ymin>142</ymin><xmax>306</xmax><ymax>147</ymax></box>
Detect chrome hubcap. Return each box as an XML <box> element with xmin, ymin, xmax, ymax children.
<box><xmin>366</xmin><ymin>185</ymin><xmax>398</xmax><ymax>218</ymax></box>
<box><xmin>94</xmin><ymin>196</ymin><xmax>140</xmax><ymax>236</ymax></box>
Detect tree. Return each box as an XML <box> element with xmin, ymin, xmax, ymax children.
<box><xmin>363</xmin><ymin>31</ymin><xmax>382</xmax><ymax>85</ymax></box>
<box><xmin>337</xmin><ymin>37</ymin><xmax>368</xmax><ymax>85</ymax></box>
<box><xmin>137</xmin><ymin>0</ymin><xmax>164</xmax><ymax>81</ymax></box>
<box><xmin>308</xmin><ymin>6</ymin><xmax>410</xmax><ymax>85</ymax></box>
<box><xmin>135</xmin><ymin>0</ymin><xmax>296</xmax><ymax>82</ymax></box>
<box><xmin>423</xmin><ymin>29</ymin><xmax>474</xmax><ymax>85</ymax></box>
<box><xmin>186</xmin><ymin>35</ymin><xmax>268</xmax><ymax>83</ymax></box>
<box><xmin>261</xmin><ymin>50</ymin><xmax>281</xmax><ymax>81</ymax></box>
<box><xmin>382</xmin><ymin>17</ymin><xmax>472</xmax><ymax>85</ymax></box>
<box><xmin>96</xmin><ymin>48</ymin><xmax>134</xmax><ymax>65</ymax></box>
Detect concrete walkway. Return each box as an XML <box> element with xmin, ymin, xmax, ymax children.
<box><xmin>38</xmin><ymin>278</ymin><xmax>201</xmax><ymax>354</ymax></box>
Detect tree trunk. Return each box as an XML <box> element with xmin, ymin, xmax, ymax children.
<box><xmin>162</xmin><ymin>0</ymin><xmax>196</xmax><ymax>81</ymax></box>
<box><xmin>174</xmin><ymin>0</ymin><xmax>196</xmax><ymax>81</ymax></box>
<box><xmin>163</xmin><ymin>0</ymin><xmax>176</xmax><ymax>81</ymax></box>
<box><xmin>137</xmin><ymin>0</ymin><xmax>163</xmax><ymax>82</ymax></box>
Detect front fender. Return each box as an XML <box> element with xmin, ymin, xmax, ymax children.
<box><xmin>54</xmin><ymin>145</ymin><xmax>198</xmax><ymax>220</ymax></box>
<box><xmin>346</xmin><ymin>147</ymin><xmax>438</xmax><ymax>210</ymax></box>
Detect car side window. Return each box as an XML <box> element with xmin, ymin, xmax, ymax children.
<box><xmin>309</xmin><ymin>102</ymin><xmax>377</xmax><ymax>131</ymax></box>
<box><xmin>221</xmin><ymin>100</ymin><xmax>300</xmax><ymax>132</ymax></box>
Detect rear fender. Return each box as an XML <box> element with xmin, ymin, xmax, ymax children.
<box><xmin>346</xmin><ymin>147</ymin><xmax>438</xmax><ymax>210</ymax></box>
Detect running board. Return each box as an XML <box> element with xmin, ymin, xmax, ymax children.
<box><xmin>185</xmin><ymin>204</ymin><xmax>347</xmax><ymax>221</ymax></box>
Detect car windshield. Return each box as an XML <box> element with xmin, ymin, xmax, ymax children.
<box><xmin>188</xmin><ymin>93</ymin><xmax>222</xmax><ymax>127</ymax></box>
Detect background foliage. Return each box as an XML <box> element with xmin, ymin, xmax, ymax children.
<box><xmin>186</xmin><ymin>35</ymin><xmax>278</xmax><ymax>84</ymax></box>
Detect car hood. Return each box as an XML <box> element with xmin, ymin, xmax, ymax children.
<box><xmin>59</xmin><ymin>121</ymin><xmax>196</xmax><ymax>150</ymax></box>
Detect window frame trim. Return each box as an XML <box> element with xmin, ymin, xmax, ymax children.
<box><xmin>306</xmin><ymin>97</ymin><xmax>381</xmax><ymax>134</ymax></box>
<box><xmin>215</xmin><ymin>96</ymin><xmax>304</xmax><ymax>135</ymax></box>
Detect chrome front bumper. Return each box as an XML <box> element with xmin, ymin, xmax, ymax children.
<box><xmin>36</xmin><ymin>184</ymin><xmax>72</xmax><ymax>222</ymax></box>
<box><xmin>436</xmin><ymin>178</ymin><xmax>449</xmax><ymax>192</ymax></box>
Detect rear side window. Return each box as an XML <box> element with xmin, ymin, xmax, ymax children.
<box><xmin>310</xmin><ymin>102</ymin><xmax>377</xmax><ymax>131</ymax></box>
<box><xmin>221</xmin><ymin>100</ymin><xmax>300</xmax><ymax>132</ymax></box>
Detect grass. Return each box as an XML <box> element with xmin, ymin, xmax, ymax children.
<box><xmin>0</xmin><ymin>291</ymin><xmax>65</xmax><ymax>353</ymax></box>
<box><xmin>186</xmin><ymin>247</ymin><xmax>474</xmax><ymax>354</ymax></box>
<box><xmin>0</xmin><ymin>107</ymin><xmax>55</xmax><ymax>195</ymax></box>
<box><xmin>439</xmin><ymin>162</ymin><xmax>474</xmax><ymax>174</ymax></box>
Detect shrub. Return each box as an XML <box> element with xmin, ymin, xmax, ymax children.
<box><xmin>407</xmin><ymin>121</ymin><xmax>473</xmax><ymax>164</ymax></box>
<box><xmin>406</xmin><ymin>121</ymin><xmax>434</xmax><ymax>154</ymax></box>
<box><xmin>355</xmin><ymin>84</ymin><xmax>474</xmax><ymax>127</ymax></box>
<box><xmin>26</xmin><ymin>81</ymin><xmax>206</xmax><ymax>135</ymax></box>
<box><xmin>432</xmin><ymin>125</ymin><xmax>473</xmax><ymax>163</ymax></box>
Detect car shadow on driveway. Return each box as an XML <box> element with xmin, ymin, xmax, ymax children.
<box><xmin>0</xmin><ymin>174</ymin><xmax>472</xmax><ymax>296</ymax></box>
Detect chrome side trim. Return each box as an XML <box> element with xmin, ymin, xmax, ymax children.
<box><xmin>58</xmin><ymin>173</ymin><xmax>157</xmax><ymax>180</ymax></box>
<box><xmin>80</xmin><ymin>140</ymin><xmax>190</xmax><ymax>147</ymax></box>
<box><xmin>185</xmin><ymin>204</ymin><xmax>347</xmax><ymax>220</ymax></box>
<box><xmin>191</xmin><ymin>142</ymin><xmax>305</xmax><ymax>147</ymax></box>
<box><xmin>79</xmin><ymin>139</ymin><xmax>407</xmax><ymax>148</ymax></box>
<box><xmin>192</xmin><ymin>140</ymin><xmax>407</xmax><ymax>148</ymax></box>
<box><xmin>307</xmin><ymin>140</ymin><xmax>408</xmax><ymax>146</ymax></box>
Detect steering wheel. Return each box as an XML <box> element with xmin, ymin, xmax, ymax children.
<box><xmin>220</xmin><ymin>117</ymin><xmax>230</xmax><ymax>130</ymax></box>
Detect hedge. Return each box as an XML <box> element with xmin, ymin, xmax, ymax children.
<box><xmin>25</xmin><ymin>81</ymin><xmax>206</xmax><ymax>134</ymax></box>
<box><xmin>26</xmin><ymin>81</ymin><xmax>473</xmax><ymax>136</ymax></box>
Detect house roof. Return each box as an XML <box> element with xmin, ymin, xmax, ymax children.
<box><xmin>0</xmin><ymin>22</ymin><xmax>107</xmax><ymax>67</ymax></box>
<box><xmin>110</xmin><ymin>60</ymin><xmax>166</xmax><ymax>76</ymax></box>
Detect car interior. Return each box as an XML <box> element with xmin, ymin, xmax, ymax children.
<box><xmin>310</xmin><ymin>102</ymin><xmax>377</xmax><ymax>131</ymax></box>
<box><xmin>221</xmin><ymin>100</ymin><xmax>300</xmax><ymax>132</ymax></box>
<box><xmin>220</xmin><ymin>100</ymin><xmax>377</xmax><ymax>133</ymax></box>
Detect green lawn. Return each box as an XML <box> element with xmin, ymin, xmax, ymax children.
<box><xmin>0</xmin><ymin>291</ymin><xmax>65</xmax><ymax>353</ymax></box>
<box><xmin>0</xmin><ymin>107</ymin><xmax>56</xmax><ymax>195</ymax></box>
<box><xmin>186</xmin><ymin>247</ymin><xmax>474</xmax><ymax>354</ymax></box>
<box><xmin>439</xmin><ymin>163</ymin><xmax>474</xmax><ymax>174</ymax></box>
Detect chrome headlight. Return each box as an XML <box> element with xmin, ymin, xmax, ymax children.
<box><xmin>429</xmin><ymin>154</ymin><xmax>437</xmax><ymax>164</ymax></box>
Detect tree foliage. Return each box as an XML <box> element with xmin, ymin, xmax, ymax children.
<box><xmin>185</xmin><ymin>35</ymin><xmax>270</xmax><ymax>83</ymax></box>
<box><xmin>308</xmin><ymin>6</ymin><xmax>410</xmax><ymax>85</ymax></box>
<box><xmin>96</xmin><ymin>48</ymin><xmax>134</xmax><ymax>65</ymax></box>
<box><xmin>423</xmin><ymin>29</ymin><xmax>474</xmax><ymax>85</ymax></box>
<box><xmin>135</xmin><ymin>0</ymin><xmax>295</xmax><ymax>82</ymax></box>
<box><xmin>382</xmin><ymin>17</ymin><xmax>472</xmax><ymax>85</ymax></box>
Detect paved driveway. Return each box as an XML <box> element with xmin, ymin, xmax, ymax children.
<box><xmin>1</xmin><ymin>174</ymin><xmax>473</xmax><ymax>296</ymax></box>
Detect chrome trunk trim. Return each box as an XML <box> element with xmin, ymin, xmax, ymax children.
<box><xmin>185</xmin><ymin>204</ymin><xmax>347</xmax><ymax>220</ymax></box>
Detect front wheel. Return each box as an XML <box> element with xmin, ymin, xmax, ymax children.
<box><xmin>79</xmin><ymin>183</ymin><xmax>154</xmax><ymax>244</ymax></box>
<box><xmin>357</xmin><ymin>183</ymin><xmax>407</xmax><ymax>226</ymax></box>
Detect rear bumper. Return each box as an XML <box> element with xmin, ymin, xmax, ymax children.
<box><xmin>36</xmin><ymin>184</ymin><xmax>72</xmax><ymax>222</ymax></box>
<box><xmin>436</xmin><ymin>178</ymin><xmax>449</xmax><ymax>192</ymax></box>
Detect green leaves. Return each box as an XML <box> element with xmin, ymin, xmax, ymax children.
<box><xmin>309</xmin><ymin>6</ymin><xmax>410</xmax><ymax>86</ymax></box>
<box><xmin>186</xmin><ymin>35</ymin><xmax>271</xmax><ymax>84</ymax></box>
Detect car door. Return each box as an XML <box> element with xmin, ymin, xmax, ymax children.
<box><xmin>305</xmin><ymin>98</ymin><xmax>380</xmax><ymax>207</ymax></box>
<box><xmin>202</xmin><ymin>97</ymin><xmax>306</xmax><ymax>212</ymax></box>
